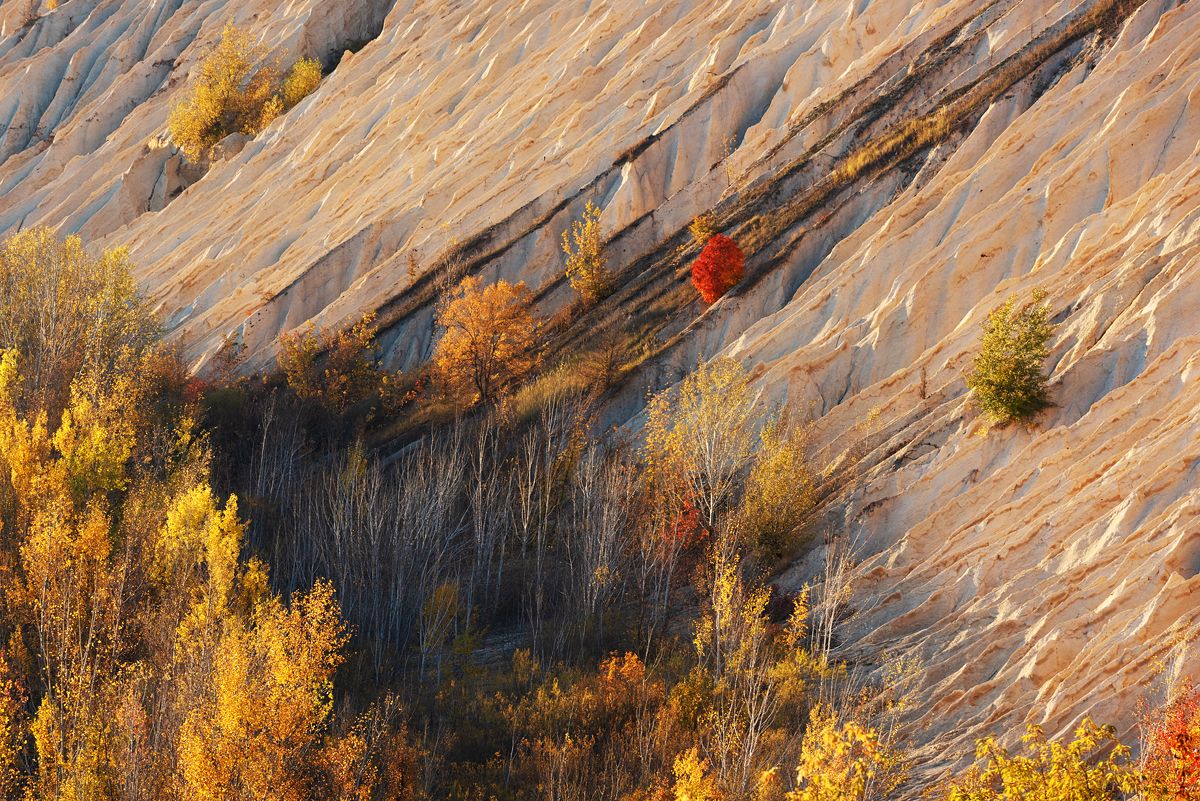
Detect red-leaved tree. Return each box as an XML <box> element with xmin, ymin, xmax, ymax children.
<box><xmin>691</xmin><ymin>233</ymin><xmax>744</xmax><ymax>304</ymax></box>
<box><xmin>1143</xmin><ymin>683</ymin><xmax>1200</xmax><ymax>801</ymax></box>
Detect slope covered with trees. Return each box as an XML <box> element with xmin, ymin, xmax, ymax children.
<box><xmin>1</xmin><ymin>0</ymin><xmax>1199</xmax><ymax>795</ymax></box>
<box><xmin>1</xmin><ymin>229</ymin><xmax>1196</xmax><ymax>801</ymax></box>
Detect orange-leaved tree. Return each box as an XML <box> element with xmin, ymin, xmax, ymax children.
<box><xmin>691</xmin><ymin>234</ymin><xmax>744</xmax><ymax>305</ymax></box>
<box><xmin>433</xmin><ymin>276</ymin><xmax>540</xmax><ymax>405</ymax></box>
<box><xmin>1141</xmin><ymin>683</ymin><xmax>1200</xmax><ymax>801</ymax></box>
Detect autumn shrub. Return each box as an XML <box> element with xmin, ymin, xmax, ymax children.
<box><xmin>1141</xmin><ymin>683</ymin><xmax>1200</xmax><ymax>801</ymax></box>
<box><xmin>966</xmin><ymin>289</ymin><xmax>1055</xmax><ymax>426</ymax></box>
<box><xmin>0</xmin><ymin>336</ymin><xmax>374</xmax><ymax>801</ymax></box>
<box><xmin>321</xmin><ymin>695</ymin><xmax>427</xmax><ymax>801</ymax></box>
<box><xmin>0</xmin><ymin>226</ymin><xmax>158</xmax><ymax>418</ymax></box>
<box><xmin>279</xmin><ymin>312</ymin><xmax>393</xmax><ymax>414</ymax></box>
<box><xmin>689</xmin><ymin>212</ymin><xmax>717</xmax><ymax>248</ymax></box>
<box><xmin>562</xmin><ymin>200</ymin><xmax>613</xmax><ymax>304</ymax></box>
<box><xmin>739</xmin><ymin>413</ymin><xmax>816</xmax><ymax>560</ymax></box>
<box><xmin>433</xmin><ymin>275</ymin><xmax>540</xmax><ymax>405</ymax></box>
<box><xmin>787</xmin><ymin>705</ymin><xmax>889</xmax><ymax>801</ymax></box>
<box><xmin>673</xmin><ymin>747</ymin><xmax>722</xmax><ymax>801</ymax></box>
<box><xmin>643</xmin><ymin>358</ymin><xmax>758</xmax><ymax>534</ymax></box>
<box><xmin>691</xmin><ymin>234</ymin><xmax>744</xmax><ymax>304</ymax></box>
<box><xmin>944</xmin><ymin>719</ymin><xmax>1137</xmax><ymax>801</ymax></box>
<box><xmin>169</xmin><ymin>23</ymin><xmax>323</xmax><ymax>161</ymax></box>
<box><xmin>282</xmin><ymin>57</ymin><xmax>323</xmax><ymax>108</ymax></box>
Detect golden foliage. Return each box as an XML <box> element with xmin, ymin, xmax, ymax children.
<box><xmin>0</xmin><ymin>227</ymin><xmax>157</xmax><ymax>418</ymax></box>
<box><xmin>739</xmin><ymin>413</ymin><xmax>816</xmax><ymax>560</ymax></box>
<box><xmin>944</xmin><ymin>719</ymin><xmax>1137</xmax><ymax>801</ymax></box>
<box><xmin>283</xmin><ymin>58</ymin><xmax>323</xmax><ymax>109</ymax></box>
<box><xmin>562</xmin><ymin>201</ymin><xmax>613</xmax><ymax>304</ymax></box>
<box><xmin>177</xmin><ymin>581</ymin><xmax>348</xmax><ymax>801</ymax></box>
<box><xmin>168</xmin><ymin>23</ymin><xmax>271</xmax><ymax>160</ymax></box>
<box><xmin>689</xmin><ymin>212</ymin><xmax>717</xmax><ymax>248</ymax></box>
<box><xmin>674</xmin><ymin>747</ymin><xmax>723</xmax><ymax>801</ymax></box>
<box><xmin>279</xmin><ymin>312</ymin><xmax>392</xmax><ymax>413</ymax></box>
<box><xmin>0</xmin><ymin>652</ymin><xmax>24</xmax><ymax>799</ymax></box>
<box><xmin>168</xmin><ymin>23</ymin><xmax>322</xmax><ymax>161</ymax></box>
<box><xmin>319</xmin><ymin>699</ymin><xmax>423</xmax><ymax>801</ymax></box>
<box><xmin>787</xmin><ymin>706</ymin><xmax>884</xmax><ymax>801</ymax></box>
<box><xmin>433</xmin><ymin>275</ymin><xmax>540</xmax><ymax>405</ymax></box>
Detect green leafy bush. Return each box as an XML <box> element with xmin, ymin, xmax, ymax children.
<box><xmin>966</xmin><ymin>290</ymin><xmax>1055</xmax><ymax>425</ymax></box>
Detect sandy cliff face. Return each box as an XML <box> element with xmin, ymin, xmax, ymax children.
<box><xmin>2</xmin><ymin>0</ymin><xmax>1197</xmax><ymax>778</ymax></box>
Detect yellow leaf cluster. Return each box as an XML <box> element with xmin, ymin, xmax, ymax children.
<box><xmin>739</xmin><ymin>413</ymin><xmax>816</xmax><ymax>560</ymax></box>
<box><xmin>283</xmin><ymin>57</ymin><xmax>323</xmax><ymax>108</ymax></box>
<box><xmin>689</xmin><ymin>212</ymin><xmax>717</xmax><ymax>248</ymax></box>
<box><xmin>168</xmin><ymin>23</ymin><xmax>323</xmax><ymax>161</ymax></box>
<box><xmin>945</xmin><ymin>719</ymin><xmax>1137</xmax><ymax>801</ymax></box>
<box><xmin>178</xmin><ymin>580</ymin><xmax>348</xmax><ymax>801</ymax></box>
<box><xmin>0</xmin><ymin>227</ymin><xmax>157</xmax><ymax>418</ymax></box>
<box><xmin>787</xmin><ymin>706</ymin><xmax>883</xmax><ymax>801</ymax></box>
<box><xmin>674</xmin><ymin>747</ymin><xmax>723</xmax><ymax>801</ymax></box>
<box><xmin>562</xmin><ymin>200</ymin><xmax>613</xmax><ymax>304</ymax></box>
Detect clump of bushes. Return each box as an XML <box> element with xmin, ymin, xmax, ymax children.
<box><xmin>168</xmin><ymin>23</ymin><xmax>323</xmax><ymax>161</ymax></box>
<box><xmin>278</xmin><ymin>312</ymin><xmax>397</xmax><ymax>415</ymax></box>
<box><xmin>966</xmin><ymin>289</ymin><xmax>1055</xmax><ymax>426</ymax></box>
<box><xmin>0</xmin><ymin>226</ymin><xmax>158</xmax><ymax>418</ymax></box>
<box><xmin>561</xmin><ymin>200</ymin><xmax>612</xmax><ymax>304</ymax></box>
<box><xmin>1141</xmin><ymin>682</ymin><xmax>1200</xmax><ymax>801</ymax></box>
<box><xmin>739</xmin><ymin>413</ymin><xmax>816</xmax><ymax>560</ymax></box>
<box><xmin>944</xmin><ymin>719</ymin><xmax>1137</xmax><ymax>801</ymax></box>
<box><xmin>281</xmin><ymin>57</ymin><xmax>322</xmax><ymax>108</ymax></box>
<box><xmin>691</xmin><ymin>233</ymin><xmax>745</xmax><ymax>304</ymax></box>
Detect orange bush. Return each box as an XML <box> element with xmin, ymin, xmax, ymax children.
<box><xmin>1142</xmin><ymin>683</ymin><xmax>1200</xmax><ymax>801</ymax></box>
<box><xmin>279</xmin><ymin>312</ymin><xmax>390</xmax><ymax>413</ymax></box>
<box><xmin>690</xmin><ymin>234</ymin><xmax>744</xmax><ymax>304</ymax></box>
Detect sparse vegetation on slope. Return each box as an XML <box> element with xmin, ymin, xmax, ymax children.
<box><xmin>168</xmin><ymin>23</ymin><xmax>323</xmax><ymax>161</ymax></box>
<box><xmin>0</xmin><ymin>226</ymin><xmax>1185</xmax><ymax>801</ymax></box>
